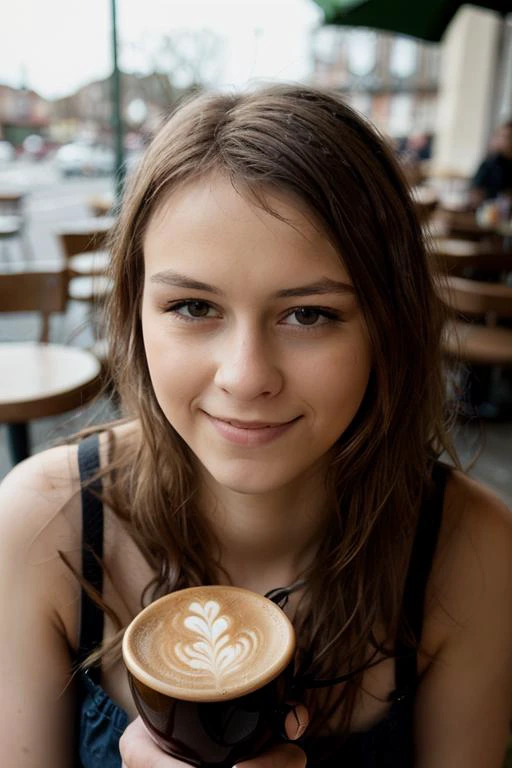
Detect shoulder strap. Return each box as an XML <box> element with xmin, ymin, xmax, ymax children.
<box><xmin>394</xmin><ymin>462</ymin><xmax>449</xmax><ymax>694</ymax></box>
<box><xmin>76</xmin><ymin>434</ymin><xmax>104</xmax><ymax>684</ymax></box>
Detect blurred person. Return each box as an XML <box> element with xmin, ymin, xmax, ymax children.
<box><xmin>470</xmin><ymin>119</ymin><xmax>512</xmax><ymax>207</ymax></box>
<box><xmin>395</xmin><ymin>132</ymin><xmax>432</xmax><ymax>188</ymax></box>
<box><xmin>1</xmin><ymin>85</ymin><xmax>512</xmax><ymax>768</ymax></box>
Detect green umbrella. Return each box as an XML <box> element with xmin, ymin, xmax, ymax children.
<box><xmin>313</xmin><ymin>0</ymin><xmax>510</xmax><ymax>42</ymax></box>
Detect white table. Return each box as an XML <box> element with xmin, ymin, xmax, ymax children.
<box><xmin>0</xmin><ymin>342</ymin><xmax>102</xmax><ymax>463</ymax></box>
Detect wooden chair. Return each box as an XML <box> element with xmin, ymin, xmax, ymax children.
<box><xmin>56</xmin><ymin>220</ymin><xmax>113</xmax><ymax>374</ymax></box>
<box><xmin>0</xmin><ymin>269</ymin><xmax>68</xmax><ymax>342</ymax></box>
<box><xmin>0</xmin><ymin>269</ymin><xmax>103</xmax><ymax>463</ymax></box>
<box><xmin>439</xmin><ymin>275</ymin><xmax>512</xmax><ymax>417</ymax></box>
<box><xmin>439</xmin><ymin>275</ymin><xmax>512</xmax><ymax>365</ymax></box>
<box><xmin>56</xmin><ymin>217</ymin><xmax>114</xmax><ymax>303</ymax></box>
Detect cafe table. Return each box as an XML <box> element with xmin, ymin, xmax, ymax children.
<box><xmin>0</xmin><ymin>342</ymin><xmax>102</xmax><ymax>464</ymax></box>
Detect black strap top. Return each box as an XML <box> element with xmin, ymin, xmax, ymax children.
<box><xmin>75</xmin><ymin>434</ymin><xmax>448</xmax><ymax>768</ymax></box>
<box><xmin>77</xmin><ymin>434</ymin><xmax>104</xmax><ymax>686</ymax></box>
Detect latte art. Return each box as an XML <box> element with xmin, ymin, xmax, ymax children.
<box><xmin>123</xmin><ymin>585</ymin><xmax>296</xmax><ymax>701</ymax></box>
<box><xmin>170</xmin><ymin>599</ymin><xmax>261</xmax><ymax>684</ymax></box>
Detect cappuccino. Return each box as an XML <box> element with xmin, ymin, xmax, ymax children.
<box><xmin>123</xmin><ymin>585</ymin><xmax>295</xmax><ymax>701</ymax></box>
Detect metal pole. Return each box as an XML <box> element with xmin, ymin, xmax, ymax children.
<box><xmin>111</xmin><ymin>0</ymin><xmax>125</xmax><ymax>203</ymax></box>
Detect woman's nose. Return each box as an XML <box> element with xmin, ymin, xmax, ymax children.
<box><xmin>213</xmin><ymin>328</ymin><xmax>283</xmax><ymax>400</ymax></box>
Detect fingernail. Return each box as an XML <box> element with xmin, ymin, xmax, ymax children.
<box><xmin>291</xmin><ymin>705</ymin><xmax>308</xmax><ymax>739</ymax></box>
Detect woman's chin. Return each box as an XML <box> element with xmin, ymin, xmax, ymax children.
<box><xmin>200</xmin><ymin>461</ymin><xmax>302</xmax><ymax>497</ymax></box>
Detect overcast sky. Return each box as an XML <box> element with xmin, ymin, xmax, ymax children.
<box><xmin>0</xmin><ymin>0</ymin><xmax>323</xmax><ymax>99</ymax></box>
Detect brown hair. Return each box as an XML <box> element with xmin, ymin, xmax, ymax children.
<box><xmin>84</xmin><ymin>84</ymin><xmax>458</xmax><ymax>738</ymax></box>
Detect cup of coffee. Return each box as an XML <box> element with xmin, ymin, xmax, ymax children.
<box><xmin>122</xmin><ymin>585</ymin><xmax>296</xmax><ymax>767</ymax></box>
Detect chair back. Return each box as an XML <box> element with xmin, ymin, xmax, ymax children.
<box><xmin>0</xmin><ymin>269</ymin><xmax>69</xmax><ymax>342</ymax></box>
<box><xmin>431</xmin><ymin>238</ymin><xmax>512</xmax><ymax>276</ymax></box>
<box><xmin>58</xmin><ymin>230</ymin><xmax>109</xmax><ymax>261</ymax></box>
<box><xmin>440</xmin><ymin>275</ymin><xmax>512</xmax><ymax>320</ymax></box>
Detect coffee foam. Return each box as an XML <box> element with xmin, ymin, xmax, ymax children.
<box><xmin>123</xmin><ymin>586</ymin><xmax>295</xmax><ymax>701</ymax></box>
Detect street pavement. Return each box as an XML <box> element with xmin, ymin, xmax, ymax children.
<box><xmin>0</xmin><ymin>158</ymin><xmax>511</xmax><ymax>506</ymax></box>
<box><xmin>0</xmin><ymin>156</ymin><xmax>113</xmax><ymax>266</ymax></box>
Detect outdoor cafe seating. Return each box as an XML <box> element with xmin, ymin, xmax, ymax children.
<box><xmin>439</xmin><ymin>274</ymin><xmax>512</xmax><ymax>416</ymax></box>
<box><xmin>441</xmin><ymin>275</ymin><xmax>512</xmax><ymax>364</ymax></box>
<box><xmin>55</xmin><ymin>216</ymin><xmax>114</xmax><ymax>303</ymax></box>
<box><xmin>0</xmin><ymin>268</ymin><xmax>103</xmax><ymax>465</ymax></box>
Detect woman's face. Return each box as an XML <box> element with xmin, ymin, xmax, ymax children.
<box><xmin>141</xmin><ymin>174</ymin><xmax>372</xmax><ymax>496</ymax></box>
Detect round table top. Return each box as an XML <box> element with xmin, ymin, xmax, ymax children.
<box><xmin>0</xmin><ymin>342</ymin><xmax>102</xmax><ymax>421</ymax></box>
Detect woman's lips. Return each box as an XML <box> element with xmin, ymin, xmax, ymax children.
<box><xmin>204</xmin><ymin>413</ymin><xmax>300</xmax><ymax>446</ymax></box>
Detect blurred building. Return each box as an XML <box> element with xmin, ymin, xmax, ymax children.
<box><xmin>0</xmin><ymin>83</ymin><xmax>50</xmax><ymax>146</ymax></box>
<box><xmin>311</xmin><ymin>9</ymin><xmax>511</xmax><ymax>180</ymax></box>
<box><xmin>311</xmin><ymin>27</ymin><xmax>440</xmax><ymax>141</ymax></box>
<box><xmin>49</xmin><ymin>71</ymin><xmax>184</xmax><ymax>144</ymax></box>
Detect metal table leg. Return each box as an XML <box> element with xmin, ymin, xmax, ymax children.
<box><xmin>6</xmin><ymin>423</ymin><xmax>30</xmax><ymax>465</ymax></box>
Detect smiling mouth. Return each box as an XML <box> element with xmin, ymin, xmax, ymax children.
<box><xmin>203</xmin><ymin>412</ymin><xmax>301</xmax><ymax>447</ymax></box>
<box><xmin>208</xmin><ymin>415</ymin><xmax>300</xmax><ymax>429</ymax></box>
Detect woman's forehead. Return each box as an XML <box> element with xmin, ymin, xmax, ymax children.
<box><xmin>143</xmin><ymin>175</ymin><xmax>351</xmax><ymax>286</ymax></box>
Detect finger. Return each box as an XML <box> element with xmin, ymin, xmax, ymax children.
<box><xmin>284</xmin><ymin>704</ymin><xmax>309</xmax><ymax>741</ymax></box>
<box><xmin>234</xmin><ymin>742</ymin><xmax>307</xmax><ymax>768</ymax></box>
<box><xmin>119</xmin><ymin>716</ymin><xmax>181</xmax><ymax>768</ymax></box>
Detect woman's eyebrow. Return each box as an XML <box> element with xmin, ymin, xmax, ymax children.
<box><xmin>149</xmin><ymin>270</ymin><xmax>222</xmax><ymax>294</ymax></box>
<box><xmin>275</xmin><ymin>279</ymin><xmax>355</xmax><ymax>298</ymax></box>
<box><xmin>149</xmin><ymin>270</ymin><xmax>354</xmax><ymax>298</ymax></box>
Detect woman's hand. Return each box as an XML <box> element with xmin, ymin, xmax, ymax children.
<box><xmin>120</xmin><ymin>717</ymin><xmax>188</xmax><ymax>767</ymax></box>
<box><xmin>119</xmin><ymin>705</ymin><xmax>309</xmax><ymax>768</ymax></box>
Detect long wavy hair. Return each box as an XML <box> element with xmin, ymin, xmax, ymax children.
<box><xmin>78</xmin><ymin>84</ymin><xmax>458</xmax><ymax>738</ymax></box>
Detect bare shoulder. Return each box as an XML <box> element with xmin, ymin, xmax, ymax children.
<box><xmin>441</xmin><ymin>467</ymin><xmax>512</xmax><ymax>563</ymax></box>
<box><xmin>0</xmin><ymin>443</ymin><xmax>82</xmax><ymax>548</ymax></box>
<box><xmin>0</xmin><ymin>421</ymin><xmax>138</xmax><ymax>546</ymax></box>
<box><xmin>425</xmin><ymin>467</ymin><xmax>512</xmax><ymax>647</ymax></box>
<box><xmin>415</xmin><ymin>472</ymin><xmax>512</xmax><ymax>765</ymax></box>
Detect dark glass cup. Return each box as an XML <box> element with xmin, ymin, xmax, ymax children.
<box><xmin>127</xmin><ymin>661</ymin><xmax>294</xmax><ymax>767</ymax></box>
<box><xmin>123</xmin><ymin>586</ymin><xmax>296</xmax><ymax>768</ymax></box>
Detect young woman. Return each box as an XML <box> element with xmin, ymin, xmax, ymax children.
<box><xmin>1</xmin><ymin>85</ymin><xmax>511</xmax><ymax>768</ymax></box>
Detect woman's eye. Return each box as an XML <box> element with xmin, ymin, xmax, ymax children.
<box><xmin>168</xmin><ymin>300</ymin><xmax>217</xmax><ymax>319</ymax></box>
<box><xmin>284</xmin><ymin>307</ymin><xmax>336</xmax><ymax>326</ymax></box>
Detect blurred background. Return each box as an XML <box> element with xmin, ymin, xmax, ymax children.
<box><xmin>0</xmin><ymin>0</ymin><xmax>511</xmax><ymax>508</ymax></box>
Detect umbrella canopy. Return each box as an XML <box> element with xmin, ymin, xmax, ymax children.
<box><xmin>313</xmin><ymin>0</ymin><xmax>510</xmax><ymax>42</ymax></box>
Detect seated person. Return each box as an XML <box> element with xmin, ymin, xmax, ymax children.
<box><xmin>470</xmin><ymin>119</ymin><xmax>512</xmax><ymax>207</ymax></box>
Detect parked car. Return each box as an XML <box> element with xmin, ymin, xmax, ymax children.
<box><xmin>55</xmin><ymin>142</ymin><xmax>115</xmax><ymax>177</ymax></box>
<box><xmin>0</xmin><ymin>140</ymin><xmax>16</xmax><ymax>164</ymax></box>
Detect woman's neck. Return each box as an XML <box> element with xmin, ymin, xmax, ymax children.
<box><xmin>198</xmin><ymin>469</ymin><xmax>332</xmax><ymax>594</ymax></box>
